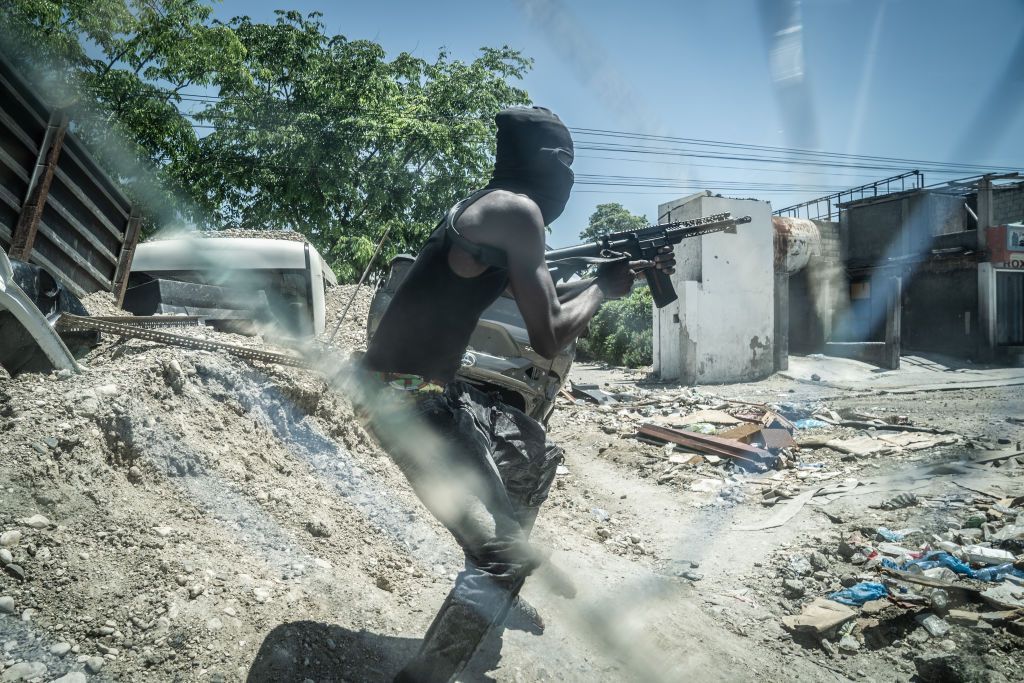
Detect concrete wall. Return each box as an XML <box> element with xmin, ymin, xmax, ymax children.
<box><xmin>992</xmin><ymin>183</ymin><xmax>1024</xmax><ymax>225</ymax></box>
<box><xmin>787</xmin><ymin>220</ymin><xmax>844</xmax><ymax>353</ymax></box>
<box><xmin>653</xmin><ymin>194</ymin><xmax>774</xmax><ymax>384</ymax></box>
<box><xmin>843</xmin><ymin>191</ymin><xmax>969</xmax><ymax>267</ymax></box>
<box><xmin>902</xmin><ymin>264</ymin><xmax>980</xmax><ymax>356</ymax></box>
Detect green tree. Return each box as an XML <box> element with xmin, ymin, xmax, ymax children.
<box><xmin>187</xmin><ymin>11</ymin><xmax>531</xmax><ymax>281</ymax></box>
<box><xmin>1</xmin><ymin>0</ymin><xmax>248</xmax><ymax>224</ymax></box>
<box><xmin>2</xmin><ymin>4</ymin><xmax>533</xmax><ymax>280</ymax></box>
<box><xmin>577</xmin><ymin>286</ymin><xmax>653</xmax><ymax>368</ymax></box>
<box><xmin>580</xmin><ymin>202</ymin><xmax>648</xmax><ymax>242</ymax></box>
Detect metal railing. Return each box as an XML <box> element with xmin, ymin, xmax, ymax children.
<box><xmin>774</xmin><ymin>171</ymin><xmax>925</xmax><ymax>222</ymax></box>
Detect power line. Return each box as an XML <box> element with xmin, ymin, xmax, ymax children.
<box><xmin>78</xmin><ymin>81</ymin><xmax>1024</xmax><ymax>176</ymax></box>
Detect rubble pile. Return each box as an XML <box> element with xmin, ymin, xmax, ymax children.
<box><xmin>320</xmin><ymin>284</ymin><xmax>374</xmax><ymax>354</ymax></box>
<box><xmin>555</xmin><ymin>382</ymin><xmax>981</xmax><ymax>508</ymax></box>
<box><xmin>760</xmin><ymin>489</ymin><xmax>1023</xmax><ymax>679</ymax></box>
<box><xmin>0</xmin><ymin>286</ymin><xmax>455</xmax><ymax>681</ymax></box>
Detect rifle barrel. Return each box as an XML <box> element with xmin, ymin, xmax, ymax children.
<box><xmin>546</xmin><ymin>214</ymin><xmax>751</xmax><ymax>261</ymax></box>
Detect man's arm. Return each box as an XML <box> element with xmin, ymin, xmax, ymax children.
<box><xmin>490</xmin><ymin>198</ymin><xmax>642</xmax><ymax>359</ymax></box>
<box><xmin>555</xmin><ymin>278</ymin><xmax>596</xmax><ymax>303</ymax></box>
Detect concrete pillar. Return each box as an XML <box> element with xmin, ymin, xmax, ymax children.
<box><xmin>654</xmin><ymin>194</ymin><xmax>774</xmax><ymax>384</ymax></box>
<box><xmin>884</xmin><ymin>276</ymin><xmax>901</xmax><ymax>370</ymax></box>
<box><xmin>978</xmin><ymin>263</ymin><xmax>997</xmax><ymax>360</ymax></box>
<box><xmin>977</xmin><ymin>176</ymin><xmax>993</xmax><ymax>249</ymax></box>
<box><xmin>774</xmin><ymin>270</ymin><xmax>789</xmax><ymax>371</ymax></box>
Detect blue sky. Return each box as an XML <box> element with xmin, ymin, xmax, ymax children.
<box><xmin>210</xmin><ymin>0</ymin><xmax>1024</xmax><ymax>247</ymax></box>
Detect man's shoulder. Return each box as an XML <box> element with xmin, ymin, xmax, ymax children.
<box><xmin>459</xmin><ymin>190</ymin><xmax>545</xmax><ymax>247</ymax></box>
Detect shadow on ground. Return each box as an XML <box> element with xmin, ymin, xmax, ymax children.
<box><xmin>247</xmin><ymin>620</ymin><xmax>508</xmax><ymax>683</ymax></box>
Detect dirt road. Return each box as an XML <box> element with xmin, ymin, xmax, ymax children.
<box><xmin>1</xmin><ymin>289</ymin><xmax>1022</xmax><ymax>682</ymax></box>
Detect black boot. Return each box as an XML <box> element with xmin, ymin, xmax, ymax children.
<box><xmin>394</xmin><ymin>592</ymin><xmax>502</xmax><ymax>683</ymax></box>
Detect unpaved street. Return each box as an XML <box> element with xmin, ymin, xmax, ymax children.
<box><xmin>1</xmin><ymin>287</ymin><xmax>1022</xmax><ymax>683</ymax></box>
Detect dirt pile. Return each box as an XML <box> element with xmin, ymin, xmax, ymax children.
<box><xmin>0</xmin><ymin>285</ymin><xmax>460</xmax><ymax>681</ymax></box>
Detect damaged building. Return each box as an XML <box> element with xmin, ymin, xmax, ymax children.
<box><xmin>778</xmin><ymin>172</ymin><xmax>1024</xmax><ymax>367</ymax></box>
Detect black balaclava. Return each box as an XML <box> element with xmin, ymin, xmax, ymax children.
<box><xmin>484</xmin><ymin>106</ymin><xmax>574</xmax><ymax>225</ymax></box>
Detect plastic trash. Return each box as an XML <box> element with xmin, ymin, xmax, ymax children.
<box><xmin>906</xmin><ymin>552</ymin><xmax>975</xmax><ymax>578</ymax></box>
<box><xmin>828</xmin><ymin>582</ymin><xmax>888</xmax><ymax>606</ymax></box>
<box><xmin>876</xmin><ymin>527</ymin><xmax>907</xmax><ymax>542</ymax></box>
<box><xmin>974</xmin><ymin>563</ymin><xmax>1024</xmax><ymax>582</ymax></box>
<box><xmin>928</xmin><ymin>588</ymin><xmax>949</xmax><ymax>615</ymax></box>
<box><xmin>794</xmin><ymin>418</ymin><xmax>830</xmax><ymax>429</ymax></box>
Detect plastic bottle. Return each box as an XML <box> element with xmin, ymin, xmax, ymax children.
<box><xmin>928</xmin><ymin>588</ymin><xmax>949</xmax><ymax>615</ymax></box>
<box><xmin>975</xmin><ymin>563</ymin><xmax>1014</xmax><ymax>582</ymax></box>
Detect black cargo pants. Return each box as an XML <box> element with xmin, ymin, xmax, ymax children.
<box><xmin>360</xmin><ymin>379</ymin><xmax>563</xmax><ymax>682</ymax></box>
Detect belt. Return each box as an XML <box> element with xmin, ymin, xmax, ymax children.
<box><xmin>370</xmin><ymin>371</ymin><xmax>446</xmax><ymax>394</ymax></box>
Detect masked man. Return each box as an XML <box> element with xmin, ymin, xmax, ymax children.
<box><xmin>358</xmin><ymin>106</ymin><xmax>674</xmax><ymax>682</ymax></box>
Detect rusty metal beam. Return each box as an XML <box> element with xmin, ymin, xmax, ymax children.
<box><xmin>112</xmin><ymin>207</ymin><xmax>142</xmax><ymax>306</ymax></box>
<box><xmin>8</xmin><ymin>110</ymin><xmax>68</xmax><ymax>261</ymax></box>
<box><xmin>637</xmin><ymin>423</ymin><xmax>771</xmax><ymax>466</ymax></box>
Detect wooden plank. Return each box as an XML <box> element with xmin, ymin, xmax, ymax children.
<box><xmin>9</xmin><ymin>111</ymin><xmax>68</xmax><ymax>260</ymax></box>
<box><xmin>35</xmin><ymin>218</ymin><xmax>114</xmax><ymax>290</ymax></box>
<box><xmin>52</xmin><ymin>165</ymin><xmax>124</xmax><ymax>242</ymax></box>
<box><xmin>42</xmin><ymin>193</ymin><xmax>119</xmax><ymax>265</ymax></box>
<box><xmin>637</xmin><ymin>423</ymin><xmax>770</xmax><ymax>466</ymax></box>
<box><xmin>0</xmin><ymin>145</ymin><xmax>31</xmax><ymax>182</ymax></box>
<box><xmin>0</xmin><ymin>108</ymin><xmax>42</xmax><ymax>155</ymax></box>
<box><xmin>58</xmin><ymin>141</ymin><xmax>131</xmax><ymax>221</ymax></box>
<box><xmin>112</xmin><ymin>207</ymin><xmax>142</xmax><ymax>306</ymax></box>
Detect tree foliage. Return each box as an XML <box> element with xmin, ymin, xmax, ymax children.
<box><xmin>1</xmin><ymin>2</ymin><xmax>532</xmax><ymax>281</ymax></box>
<box><xmin>1</xmin><ymin>0</ymin><xmax>247</xmax><ymax>222</ymax></box>
<box><xmin>579</xmin><ymin>202</ymin><xmax>648</xmax><ymax>243</ymax></box>
<box><xmin>187</xmin><ymin>11</ymin><xmax>531</xmax><ymax>281</ymax></box>
<box><xmin>577</xmin><ymin>286</ymin><xmax>653</xmax><ymax>368</ymax></box>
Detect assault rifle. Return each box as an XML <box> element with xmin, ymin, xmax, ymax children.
<box><xmin>545</xmin><ymin>212</ymin><xmax>752</xmax><ymax>308</ymax></box>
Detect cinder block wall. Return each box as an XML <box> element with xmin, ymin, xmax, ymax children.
<box><xmin>653</xmin><ymin>195</ymin><xmax>774</xmax><ymax>384</ymax></box>
<box><xmin>993</xmin><ymin>183</ymin><xmax>1024</xmax><ymax>225</ymax></box>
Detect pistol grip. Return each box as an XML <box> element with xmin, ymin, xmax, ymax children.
<box><xmin>645</xmin><ymin>268</ymin><xmax>677</xmax><ymax>308</ymax></box>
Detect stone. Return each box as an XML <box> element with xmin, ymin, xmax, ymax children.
<box><xmin>838</xmin><ymin>634</ymin><xmax>860</xmax><ymax>653</ymax></box>
<box><xmin>0</xmin><ymin>531</ymin><xmax>22</xmax><ymax>547</ymax></box>
<box><xmin>938</xmin><ymin>639</ymin><xmax>957</xmax><ymax>652</ymax></box>
<box><xmin>0</xmin><ymin>549</ymin><xmax>10</xmax><ymax>566</ymax></box>
<box><xmin>947</xmin><ymin>609</ymin><xmax>980</xmax><ymax>626</ymax></box>
<box><xmin>51</xmin><ymin>674</ymin><xmax>87</xmax><ymax>683</ymax></box>
<box><xmin>781</xmin><ymin>598</ymin><xmax>856</xmax><ymax>635</ymax></box>
<box><xmin>788</xmin><ymin>555</ymin><xmax>813</xmax><ymax>576</ymax></box>
<box><xmin>809</xmin><ymin>551</ymin><xmax>830</xmax><ymax>571</ymax></box>
<box><xmin>207</xmin><ymin>617</ymin><xmax>223</xmax><ymax>631</ymax></box>
<box><xmin>94</xmin><ymin>384</ymin><xmax>119</xmax><ymax>397</ymax></box>
<box><xmin>127</xmin><ymin>466</ymin><xmax>143</xmax><ymax>484</ymax></box>
<box><xmin>783</xmin><ymin>579</ymin><xmax>806</xmax><ymax>598</ymax></box>
<box><xmin>163</xmin><ymin>360</ymin><xmax>185</xmax><ymax>393</ymax></box>
<box><xmin>840</xmin><ymin>574</ymin><xmax>859</xmax><ymax>588</ymax></box>
<box><xmin>907</xmin><ymin>628</ymin><xmax>931</xmax><ymax>645</ymax></box>
<box><xmin>85</xmin><ymin>656</ymin><xmax>105</xmax><ymax>673</ymax></box>
<box><xmin>3</xmin><ymin>564</ymin><xmax>26</xmax><ymax>582</ymax></box>
<box><xmin>49</xmin><ymin>642</ymin><xmax>72</xmax><ymax>656</ymax></box>
<box><xmin>0</xmin><ymin>596</ymin><xmax>14</xmax><ymax>614</ymax></box>
<box><xmin>305</xmin><ymin>520</ymin><xmax>331</xmax><ymax>538</ymax></box>
<box><xmin>0</xmin><ymin>661</ymin><xmax>46</xmax><ymax>681</ymax></box>
<box><xmin>188</xmin><ymin>584</ymin><xmax>204</xmax><ymax>599</ymax></box>
<box><xmin>253</xmin><ymin>587</ymin><xmax>271</xmax><ymax>603</ymax></box>
<box><xmin>20</xmin><ymin>515</ymin><xmax>50</xmax><ymax>529</ymax></box>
